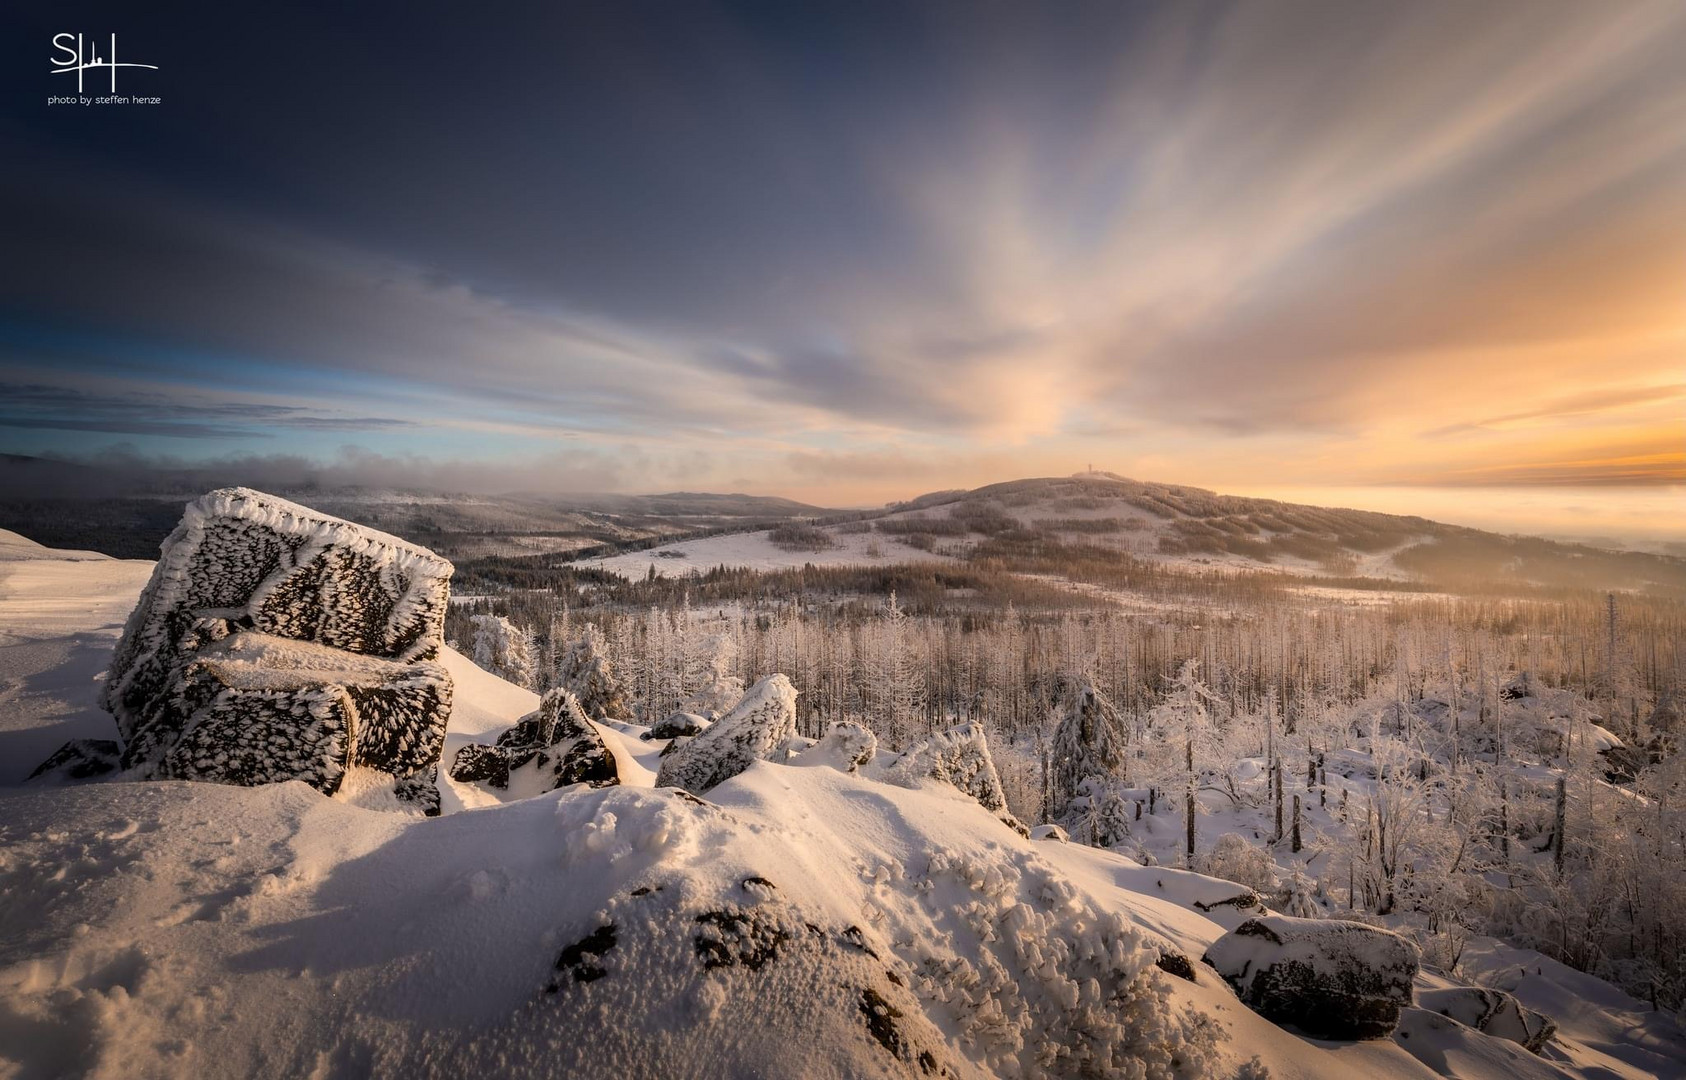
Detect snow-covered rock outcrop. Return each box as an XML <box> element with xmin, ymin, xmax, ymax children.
<box><xmin>654</xmin><ymin>674</ymin><xmax>798</xmax><ymax>793</ymax></box>
<box><xmin>94</xmin><ymin>488</ymin><xmax>454</xmax><ymax>812</ymax></box>
<box><xmin>880</xmin><ymin>722</ymin><xmax>1029</xmax><ymax>836</ymax></box>
<box><xmin>1416</xmin><ymin>986</ymin><xmax>1557</xmax><ymax>1053</ymax></box>
<box><xmin>1203</xmin><ymin>915</ymin><xmax>1419</xmax><ymax>1039</ymax></box>
<box><xmin>448</xmin><ymin>687</ymin><xmax>619</xmax><ymax>795</ymax></box>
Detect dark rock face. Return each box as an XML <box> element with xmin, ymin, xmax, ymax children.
<box><xmin>91</xmin><ymin>488</ymin><xmax>454</xmax><ymax>812</ymax></box>
<box><xmin>448</xmin><ymin>743</ymin><xmax>511</xmax><ymax>788</ymax></box>
<box><xmin>1202</xmin><ymin>916</ymin><xmax>1419</xmax><ymax>1040</ymax></box>
<box><xmin>27</xmin><ymin>739</ymin><xmax>122</xmax><ymax>783</ymax></box>
<box><xmin>1416</xmin><ymin>987</ymin><xmax>1556</xmax><ymax>1052</ymax></box>
<box><xmin>449</xmin><ymin>688</ymin><xmax>619</xmax><ymax>793</ymax></box>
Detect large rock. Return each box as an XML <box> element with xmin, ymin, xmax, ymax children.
<box><xmin>880</xmin><ymin>722</ymin><xmax>1029</xmax><ymax>836</ymax></box>
<box><xmin>94</xmin><ymin>488</ymin><xmax>453</xmax><ymax>812</ymax></box>
<box><xmin>449</xmin><ymin>688</ymin><xmax>619</xmax><ymax>794</ymax></box>
<box><xmin>1416</xmin><ymin>987</ymin><xmax>1556</xmax><ymax>1053</ymax></box>
<box><xmin>1203</xmin><ymin>916</ymin><xmax>1419</xmax><ymax>1039</ymax></box>
<box><xmin>654</xmin><ymin>675</ymin><xmax>797</xmax><ymax>794</ymax></box>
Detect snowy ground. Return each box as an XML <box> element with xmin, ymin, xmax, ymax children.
<box><xmin>587</xmin><ymin>526</ymin><xmax>954</xmax><ymax>579</ymax></box>
<box><xmin>2</xmin><ymin>533</ymin><xmax>1682</xmax><ymax>1079</ymax></box>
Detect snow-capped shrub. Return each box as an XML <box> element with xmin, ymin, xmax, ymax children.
<box><xmin>1064</xmin><ymin>778</ymin><xmax>1136</xmax><ymax>849</ymax></box>
<box><xmin>654</xmin><ymin>675</ymin><xmax>798</xmax><ymax>793</ymax></box>
<box><xmin>1278</xmin><ymin>868</ymin><xmax>1320</xmax><ymax>919</ymax></box>
<box><xmin>1197</xmin><ymin>833</ymin><xmax>1278</xmax><ymax>895</ymax></box>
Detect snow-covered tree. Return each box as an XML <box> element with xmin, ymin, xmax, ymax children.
<box><xmin>470</xmin><ymin>614</ymin><xmax>535</xmax><ymax>689</ymax></box>
<box><xmin>558</xmin><ymin>625</ymin><xmax>629</xmax><ymax>721</ymax></box>
<box><xmin>1050</xmin><ymin>677</ymin><xmax>1128</xmax><ymax>823</ymax></box>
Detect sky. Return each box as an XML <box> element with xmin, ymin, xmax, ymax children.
<box><xmin>2</xmin><ymin>1</ymin><xmax>1682</xmax><ymax>540</ymax></box>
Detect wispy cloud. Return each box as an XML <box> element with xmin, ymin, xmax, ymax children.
<box><xmin>0</xmin><ymin>0</ymin><xmax>1682</xmax><ymax>519</ymax></box>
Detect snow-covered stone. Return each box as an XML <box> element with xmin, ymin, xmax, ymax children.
<box><xmin>643</xmin><ymin>711</ymin><xmax>709</xmax><ymax>741</ymax></box>
<box><xmin>96</xmin><ymin>488</ymin><xmax>454</xmax><ymax>811</ymax></box>
<box><xmin>654</xmin><ymin>674</ymin><xmax>797</xmax><ymax>793</ymax></box>
<box><xmin>1031</xmin><ymin>823</ymin><xmax>1069</xmax><ymax>842</ymax></box>
<box><xmin>1416</xmin><ymin>986</ymin><xmax>1557</xmax><ymax>1053</ymax></box>
<box><xmin>797</xmin><ymin>721</ymin><xmax>877</xmax><ymax>773</ymax></box>
<box><xmin>449</xmin><ymin>688</ymin><xmax>619</xmax><ymax>793</ymax></box>
<box><xmin>880</xmin><ymin>722</ymin><xmax>1029</xmax><ymax>836</ymax></box>
<box><xmin>1203</xmin><ymin>915</ymin><xmax>1420</xmax><ymax>1039</ymax></box>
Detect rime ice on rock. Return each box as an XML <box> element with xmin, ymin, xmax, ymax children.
<box><xmin>654</xmin><ymin>674</ymin><xmax>797</xmax><ymax>794</ymax></box>
<box><xmin>1203</xmin><ymin>915</ymin><xmax>1419</xmax><ymax>1039</ymax></box>
<box><xmin>96</xmin><ymin>488</ymin><xmax>454</xmax><ymax>812</ymax></box>
<box><xmin>448</xmin><ymin>687</ymin><xmax>619</xmax><ymax>793</ymax></box>
<box><xmin>880</xmin><ymin>722</ymin><xmax>1029</xmax><ymax>836</ymax></box>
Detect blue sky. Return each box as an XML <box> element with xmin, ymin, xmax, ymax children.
<box><xmin>2</xmin><ymin>1</ymin><xmax>1682</xmax><ymax>535</ymax></box>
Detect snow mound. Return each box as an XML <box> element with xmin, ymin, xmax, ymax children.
<box><xmin>1417</xmin><ymin>986</ymin><xmax>1556</xmax><ymax>1053</ymax></box>
<box><xmin>1203</xmin><ymin>915</ymin><xmax>1419</xmax><ymax>1039</ymax></box>
<box><xmin>95</xmin><ymin>488</ymin><xmax>454</xmax><ymax>812</ymax></box>
<box><xmin>654</xmin><ymin>674</ymin><xmax>797</xmax><ymax>793</ymax></box>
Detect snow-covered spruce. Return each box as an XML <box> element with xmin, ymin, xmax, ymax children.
<box><xmin>654</xmin><ymin>674</ymin><xmax>798</xmax><ymax>794</ymax></box>
<box><xmin>95</xmin><ymin>488</ymin><xmax>454</xmax><ymax>811</ymax></box>
<box><xmin>1415</xmin><ymin>987</ymin><xmax>1557</xmax><ymax>1053</ymax></box>
<box><xmin>1202</xmin><ymin>915</ymin><xmax>1419</xmax><ymax>1039</ymax></box>
<box><xmin>449</xmin><ymin>688</ymin><xmax>619</xmax><ymax>795</ymax></box>
<box><xmin>878</xmin><ymin>722</ymin><xmax>1029</xmax><ymax>836</ymax></box>
<box><xmin>555</xmin><ymin>626</ymin><xmax>629</xmax><ymax>721</ymax></box>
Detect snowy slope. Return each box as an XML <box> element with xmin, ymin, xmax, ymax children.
<box><xmin>588</xmin><ymin>525</ymin><xmax>954</xmax><ymax>579</ymax></box>
<box><xmin>2</xmin><ymin>532</ymin><xmax>1680</xmax><ymax>1080</ymax></box>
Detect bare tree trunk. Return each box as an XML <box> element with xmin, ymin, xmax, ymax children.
<box><xmin>1292</xmin><ymin>794</ymin><xmax>1302</xmax><ymax>853</ymax></box>
<box><xmin>1553</xmin><ymin>775</ymin><xmax>1567</xmax><ymax>873</ymax></box>
<box><xmin>1273</xmin><ymin>758</ymin><xmax>1284</xmax><ymax>842</ymax></box>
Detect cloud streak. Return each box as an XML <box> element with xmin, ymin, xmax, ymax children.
<box><xmin>0</xmin><ymin>0</ymin><xmax>1681</xmax><ymax>525</ymax></box>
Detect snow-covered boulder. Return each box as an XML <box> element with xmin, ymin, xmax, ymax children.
<box><xmin>1416</xmin><ymin>986</ymin><xmax>1556</xmax><ymax>1052</ymax></box>
<box><xmin>1031</xmin><ymin>824</ymin><xmax>1069</xmax><ymax>842</ymax></box>
<box><xmin>797</xmin><ymin>721</ymin><xmax>878</xmax><ymax>773</ymax></box>
<box><xmin>643</xmin><ymin>711</ymin><xmax>709</xmax><ymax>741</ymax></box>
<box><xmin>95</xmin><ymin>488</ymin><xmax>454</xmax><ymax>812</ymax></box>
<box><xmin>879</xmin><ymin>722</ymin><xmax>1029</xmax><ymax>836</ymax></box>
<box><xmin>654</xmin><ymin>674</ymin><xmax>797</xmax><ymax>794</ymax></box>
<box><xmin>449</xmin><ymin>688</ymin><xmax>619</xmax><ymax>795</ymax></box>
<box><xmin>1203</xmin><ymin>916</ymin><xmax>1419</xmax><ymax>1039</ymax></box>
